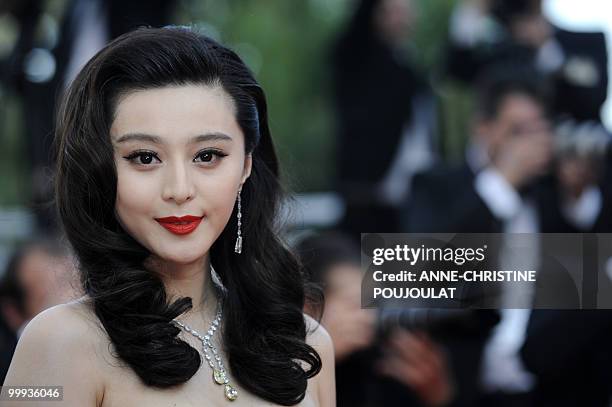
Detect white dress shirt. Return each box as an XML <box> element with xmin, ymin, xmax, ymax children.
<box><xmin>467</xmin><ymin>142</ymin><xmax>602</xmax><ymax>393</ymax></box>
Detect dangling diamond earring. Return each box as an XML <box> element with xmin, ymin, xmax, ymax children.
<box><xmin>234</xmin><ymin>187</ymin><xmax>242</xmax><ymax>254</ymax></box>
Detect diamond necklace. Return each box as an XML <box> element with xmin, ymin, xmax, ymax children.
<box><xmin>173</xmin><ymin>302</ymin><xmax>238</xmax><ymax>401</ymax></box>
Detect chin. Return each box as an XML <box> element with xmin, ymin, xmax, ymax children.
<box><xmin>144</xmin><ymin>232</ymin><xmax>212</xmax><ymax>265</ymax></box>
<box><xmin>159</xmin><ymin>250</ymin><xmax>207</xmax><ymax>265</ymax></box>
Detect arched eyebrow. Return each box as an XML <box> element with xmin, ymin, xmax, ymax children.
<box><xmin>114</xmin><ymin>132</ymin><xmax>233</xmax><ymax>144</ymax></box>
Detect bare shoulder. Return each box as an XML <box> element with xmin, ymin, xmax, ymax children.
<box><xmin>3</xmin><ymin>297</ymin><xmax>107</xmax><ymax>406</ymax></box>
<box><xmin>13</xmin><ymin>296</ymin><xmax>105</xmax><ymax>353</ymax></box>
<box><xmin>303</xmin><ymin>313</ymin><xmax>336</xmax><ymax>407</ymax></box>
<box><xmin>24</xmin><ymin>296</ymin><xmax>106</xmax><ymax>349</ymax></box>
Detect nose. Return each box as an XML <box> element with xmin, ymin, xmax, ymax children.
<box><xmin>162</xmin><ymin>160</ymin><xmax>195</xmax><ymax>205</ymax></box>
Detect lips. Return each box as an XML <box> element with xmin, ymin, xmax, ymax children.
<box><xmin>155</xmin><ymin>215</ymin><xmax>204</xmax><ymax>235</ymax></box>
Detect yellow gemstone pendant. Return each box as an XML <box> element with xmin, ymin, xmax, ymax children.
<box><xmin>224</xmin><ymin>384</ymin><xmax>238</xmax><ymax>401</ymax></box>
<box><xmin>213</xmin><ymin>369</ymin><xmax>228</xmax><ymax>384</ymax></box>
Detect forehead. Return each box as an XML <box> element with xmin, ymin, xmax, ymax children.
<box><xmin>497</xmin><ymin>93</ymin><xmax>544</xmax><ymax>119</ymax></box>
<box><xmin>110</xmin><ymin>84</ymin><xmax>242</xmax><ymax>142</ymax></box>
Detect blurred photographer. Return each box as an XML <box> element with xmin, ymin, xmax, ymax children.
<box><xmin>403</xmin><ymin>65</ymin><xmax>549</xmax><ymax>406</ymax></box>
<box><xmin>404</xmin><ymin>64</ymin><xmax>553</xmax><ymax>234</ymax></box>
<box><xmin>404</xmin><ymin>62</ymin><xmax>612</xmax><ymax>406</ymax></box>
<box><xmin>298</xmin><ymin>232</ymin><xmax>456</xmax><ymax>407</ymax></box>
<box><xmin>538</xmin><ymin>119</ymin><xmax>612</xmax><ymax>232</ymax></box>
<box><xmin>446</xmin><ymin>0</ymin><xmax>608</xmax><ymax>122</ymax></box>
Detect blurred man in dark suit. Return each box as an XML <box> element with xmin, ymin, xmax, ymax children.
<box><xmin>404</xmin><ymin>65</ymin><xmax>612</xmax><ymax>406</ymax></box>
<box><xmin>404</xmin><ymin>65</ymin><xmax>554</xmax><ymax>235</ymax></box>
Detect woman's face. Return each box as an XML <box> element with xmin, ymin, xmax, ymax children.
<box><xmin>110</xmin><ymin>84</ymin><xmax>252</xmax><ymax>265</ymax></box>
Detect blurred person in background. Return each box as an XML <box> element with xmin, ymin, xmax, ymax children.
<box><xmin>0</xmin><ymin>0</ymin><xmax>178</xmax><ymax>232</ymax></box>
<box><xmin>298</xmin><ymin>231</ymin><xmax>456</xmax><ymax>407</ymax></box>
<box><xmin>539</xmin><ymin>120</ymin><xmax>612</xmax><ymax>232</ymax></box>
<box><xmin>446</xmin><ymin>0</ymin><xmax>608</xmax><ymax>123</ymax></box>
<box><xmin>407</xmin><ymin>63</ymin><xmax>612</xmax><ymax>236</ymax></box>
<box><xmin>404</xmin><ymin>65</ymin><xmax>554</xmax><ymax>234</ymax></box>
<box><xmin>0</xmin><ymin>237</ymin><xmax>80</xmax><ymax>383</ymax></box>
<box><xmin>522</xmin><ymin>120</ymin><xmax>612</xmax><ymax>407</ymax></box>
<box><xmin>404</xmin><ymin>65</ymin><xmax>551</xmax><ymax>407</ymax></box>
<box><xmin>331</xmin><ymin>0</ymin><xmax>438</xmax><ymax>241</ymax></box>
<box><xmin>404</xmin><ymin>64</ymin><xmax>612</xmax><ymax>406</ymax></box>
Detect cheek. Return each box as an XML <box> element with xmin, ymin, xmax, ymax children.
<box><xmin>203</xmin><ymin>173</ymin><xmax>241</xmax><ymax>229</ymax></box>
<box><xmin>115</xmin><ymin>167</ymin><xmax>157</xmax><ymax>228</ymax></box>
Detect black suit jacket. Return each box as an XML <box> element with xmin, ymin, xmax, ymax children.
<box><xmin>521</xmin><ymin>309</ymin><xmax>612</xmax><ymax>407</ymax></box>
<box><xmin>403</xmin><ymin>164</ymin><xmax>502</xmax><ymax>233</ymax></box>
<box><xmin>403</xmin><ymin>162</ymin><xmax>612</xmax><ymax>407</ymax></box>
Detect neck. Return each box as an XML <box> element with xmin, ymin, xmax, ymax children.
<box><xmin>145</xmin><ymin>253</ymin><xmax>219</xmax><ymax>326</ymax></box>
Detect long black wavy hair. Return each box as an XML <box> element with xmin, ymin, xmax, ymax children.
<box><xmin>53</xmin><ymin>25</ymin><xmax>322</xmax><ymax>405</ymax></box>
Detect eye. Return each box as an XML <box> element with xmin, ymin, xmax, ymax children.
<box><xmin>123</xmin><ymin>150</ymin><xmax>161</xmax><ymax>166</ymax></box>
<box><xmin>194</xmin><ymin>149</ymin><xmax>228</xmax><ymax>165</ymax></box>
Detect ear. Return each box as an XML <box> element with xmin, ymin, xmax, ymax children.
<box><xmin>241</xmin><ymin>153</ymin><xmax>252</xmax><ymax>185</ymax></box>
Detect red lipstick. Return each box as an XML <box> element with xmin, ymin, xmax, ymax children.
<box><xmin>155</xmin><ymin>215</ymin><xmax>203</xmax><ymax>235</ymax></box>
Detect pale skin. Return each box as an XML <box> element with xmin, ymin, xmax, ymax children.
<box><xmin>3</xmin><ymin>84</ymin><xmax>335</xmax><ymax>407</ymax></box>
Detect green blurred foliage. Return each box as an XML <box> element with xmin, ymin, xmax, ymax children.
<box><xmin>0</xmin><ymin>92</ymin><xmax>30</xmax><ymax>206</ymax></box>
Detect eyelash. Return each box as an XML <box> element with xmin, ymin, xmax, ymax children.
<box><xmin>123</xmin><ymin>149</ymin><xmax>228</xmax><ymax>167</ymax></box>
